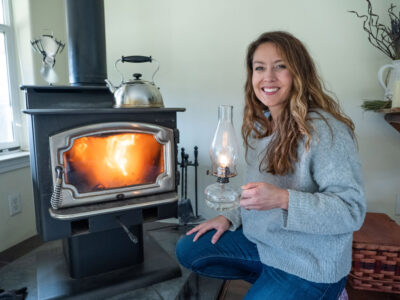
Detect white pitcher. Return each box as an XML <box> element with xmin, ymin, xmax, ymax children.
<box><xmin>378</xmin><ymin>60</ymin><xmax>400</xmax><ymax>108</ymax></box>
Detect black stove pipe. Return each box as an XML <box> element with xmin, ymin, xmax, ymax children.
<box><xmin>65</xmin><ymin>0</ymin><xmax>107</xmax><ymax>86</ymax></box>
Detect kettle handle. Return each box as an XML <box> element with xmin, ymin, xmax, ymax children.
<box><xmin>115</xmin><ymin>56</ymin><xmax>160</xmax><ymax>83</ymax></box>
<box><xmin>121</xmin><ymin>55</ymin><xmax>152</xmax><ymax>63</ymax></box>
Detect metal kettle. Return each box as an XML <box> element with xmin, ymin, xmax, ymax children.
<box><xmin>105</xmin><ymin>55</ymin><xmax>164</xmax><ymax>108</ymax></box>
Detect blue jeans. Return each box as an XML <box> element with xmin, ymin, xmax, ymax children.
<box><xmin>176</xmin><ymin>228</ymin><xmax>347</xmax><ymax>300</ymax></box>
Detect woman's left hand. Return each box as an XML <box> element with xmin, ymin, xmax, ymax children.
<box><xmin>240</xmin><ymin>182</ymin><xmax>289</xmax><ymax>211</ymax></box>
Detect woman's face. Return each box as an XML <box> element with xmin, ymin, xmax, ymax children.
<box><xmin>252</xmin><ymin>42</ymin><xmax>293</xmax><ymax>118</ymax></box>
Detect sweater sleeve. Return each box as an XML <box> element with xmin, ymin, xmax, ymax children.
<box><xmin>220</xmin><ymin>207</ymin><xmax>242</xmax><ymax>231</ymax></box>
<box><xmin>282</xmin><ymin>117</ymin><xmax>366</xmax><ymax>235</ymax></box>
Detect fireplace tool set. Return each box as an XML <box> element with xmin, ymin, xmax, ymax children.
<box><xmin>177</xmin><ymin>146</ymin><xmax>201</xmax><ymax>225</ymax></box>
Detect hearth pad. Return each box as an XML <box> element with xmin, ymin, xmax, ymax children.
<box><xmin>36</xmin><ymin>231</ymin><xmax>181</xmax><ymax>299</ymax></box>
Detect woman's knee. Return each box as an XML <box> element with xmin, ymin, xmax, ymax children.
<box><xmin>175</xmin><ymin>231</ymin><xmax>215</xmax><ymax>269</ymax></box>
<box><xmin>176</xmin><ymin>233</ymin><xmax>198</xmax><ymax>269</ymax></box>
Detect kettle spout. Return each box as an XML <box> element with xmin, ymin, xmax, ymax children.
<box><xmin>105</xmin><ymin>79</ymin><xmax>117</xmax><ymax>93</ymax></box>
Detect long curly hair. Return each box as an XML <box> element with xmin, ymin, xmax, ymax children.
<box><xmin>242</xmin><ymin>31</ymin><xmax>355</xmax><ymax>175</ymax></box>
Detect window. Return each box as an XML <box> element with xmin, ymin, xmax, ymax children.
<box><xmin>0</xmin><ymin>0</ymin><xmax>21</xmax><ymax>154</ymax></box>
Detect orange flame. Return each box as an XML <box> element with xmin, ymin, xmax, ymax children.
<box><xmin>63</xmin><ymin>133</ymin><xmax>164</xmax><ymax>193</ymax></box>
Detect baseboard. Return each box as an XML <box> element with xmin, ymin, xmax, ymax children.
<box><xmin>0</xmin><ymin>235</ymin><xmax>43</xmax><ymax>269</ymax></box>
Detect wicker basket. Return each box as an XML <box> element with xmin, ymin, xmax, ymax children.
<box><xmin>349</xmin><ymin>212</ymin><xmax>400</xmax><ymax>294</ymax></box>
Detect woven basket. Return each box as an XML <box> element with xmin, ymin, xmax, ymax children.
<box><xmin>349</xmin><ymin>213</ymin><xmax>400</xmax><ymax>294</ymax></box>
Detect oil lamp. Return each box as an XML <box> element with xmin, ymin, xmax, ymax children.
<box><xmin>205</xmin><ymin>105</ymin><xmax>240</xmax><ymax>211</ymax></box>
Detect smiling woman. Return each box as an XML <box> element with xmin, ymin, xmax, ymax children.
<box><xmin>176</xmin><ymin>31</ymin><xmax>366</xmax><ymax>300</ymax></box>
<box><xmin>0</xmin><ymin>0</ymin><xmax>21</xmax><ymax>154</ymax></box>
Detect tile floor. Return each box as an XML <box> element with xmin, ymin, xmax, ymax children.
<box><xmin>0</xmin><ymin>221</ymin><xmax>224</xmax><ymax>300</ymax></box>
<box><xmin>4</xmin><ymin>222</ymin><xmax>400</xmax><ymax>300</ymax></box>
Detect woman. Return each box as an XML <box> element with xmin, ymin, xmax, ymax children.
<box><xmin>176</xmin><ymin>31</ymin><xmax>366</xmax><ymax>299</ymax></box>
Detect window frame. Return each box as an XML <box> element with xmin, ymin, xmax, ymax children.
<box><xmin>0</xmin><ymin>0</ymin><xmax>22</xmax><ymax>153</ymax></box>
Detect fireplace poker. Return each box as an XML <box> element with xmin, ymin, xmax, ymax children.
<box><xmin>181</xmin><ymin>148</ymin><xmax>185</xmax><ymax>197</ymax></box>
<box><xmin>184</xmin><ymin>154</ymin><xmax>189</xmax><ymax>200</ymax></box>
<box><xmin>194</xmin><ymin>146</ymin><xmax>198</xmax><ymax>217</ymax></box>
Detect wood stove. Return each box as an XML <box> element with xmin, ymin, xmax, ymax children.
<box><xmin>22</xmin><ymin>85</ymin><xmax>185</xmax><ymax>284</ymax></box>
<box><xmin>19</xmin><ymin>1</ymin><xmax>190</xmax><ymax>297</ymax></box>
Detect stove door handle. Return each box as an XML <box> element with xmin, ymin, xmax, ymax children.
<box><xmin>50</xmin><ymin>166</ymin><xmax>64</xmax><ymax>210</ymax></box>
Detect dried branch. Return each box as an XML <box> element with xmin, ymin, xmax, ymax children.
<box><xmin>349</xmin><ymin>0</ymin><xmax>400</xmax><ymax>60</ymax></box>
<box><xmin>388</xmin><ymin>4</ymin><xmax>400</xmax><ymax>59</ymax></box>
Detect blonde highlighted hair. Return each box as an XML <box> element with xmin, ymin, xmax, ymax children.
<box><xmin>242</xmin><ymin>31</ymin><xmax>355</xmax><ymax>175</ymax></box>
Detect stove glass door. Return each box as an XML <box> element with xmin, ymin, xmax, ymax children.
<box><xmin>63</xmin><ymin>132</ymin><xmax>164</xmax><ymax>193</ymax></box>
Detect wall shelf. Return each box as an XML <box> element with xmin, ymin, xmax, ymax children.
<box><xmin>377</xmin><ymin>108</ymin><xmax>400</xmax><ymax>133</ymax></box>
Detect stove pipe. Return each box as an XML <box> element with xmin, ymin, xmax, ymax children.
<box><xmin>65</xmin><ymin>0</ymin><xmax>107</xmax><ymax>86</ymax></box>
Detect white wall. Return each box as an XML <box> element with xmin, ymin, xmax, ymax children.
<box><xmin>0</xmin><ymin>0</ymin><xmax>33</xmax><ymax>252</ymax></box>
<box><xmin>103</xmin><ymin>0</ymin><xmax>400</xmax><ymax>220</ymax></box>
<box><xmin>0</xmin><ymin>0</ymin><xmax>69</xmax><ymax>252</ymax></box>
<box><xmin>19</xmin><ymin>0</ymin><xmax>68</xmax><ymax>86</ymax></box>
<box><xmin>3</xmin><ymin>0</ymin><xmax>399</xmax><ymax>250</ymax></box>
<box><xmin>0</xmin><ymin>168</ymin><xmax>35</xmax><ymax>252</ymax></box>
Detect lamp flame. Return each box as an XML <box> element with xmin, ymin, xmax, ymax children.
<box><xmin>218</xmin><ymin>154</ymin><xmax>229</xmax><ymax>167</ymax></box>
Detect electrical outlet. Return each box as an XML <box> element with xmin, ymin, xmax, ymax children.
<box><xmin>8</xmin><ymin>193</ymin><xmax>22</xmax><ymax>216</ymax></box>
<box><xmin>396</xmin><ymin>193</ymin><xmax>400</xmax><ymax>216</ymax></box>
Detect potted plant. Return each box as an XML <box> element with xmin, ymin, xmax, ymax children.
<box><xmin>350</xmin><ymin>0</ymin><xmax>400</xmax><ymax>110</ymax></box>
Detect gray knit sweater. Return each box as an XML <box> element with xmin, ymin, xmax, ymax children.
<box><xmin>222</xmin><ymin>110</ymin><xmax>366</xmax><ymax>283</ymax></box>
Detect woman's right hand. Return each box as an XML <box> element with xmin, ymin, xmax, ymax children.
<box><xmin>186</xmin><ymin>215</ymin><xmax>231</xmax><ymax>244</ymax></box>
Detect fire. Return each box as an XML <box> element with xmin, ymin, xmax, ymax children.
<box><xmin>218</xmin><ymin>154</ymin><xmax>229</xmax><ymax>167</ymax></box>
<box><xmin>63</xmin><ymin>133</ymin><xmax>164</xmax><ymax>193</ymax></box>
<box><xmin>104</xmin><ymin>134</ymin><xmax>135</xmax><ymax>176</ymax></box>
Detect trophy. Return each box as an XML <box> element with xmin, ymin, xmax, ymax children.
<box><xmin>31</xmin><ymin>34</ymin><xmax>65</xmax><ymax>85</ymax></box>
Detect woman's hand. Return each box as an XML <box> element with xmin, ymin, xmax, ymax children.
<box><xmin>240</xmin><ymin>182</ymin><xmax>289</xmax><ymax>211</ymax></box>
<box><xmin>186</xmin><ymin>215</ymin><xmax>231</xmax><ymax>244</ymax></box>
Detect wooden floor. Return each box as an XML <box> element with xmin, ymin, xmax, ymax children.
<box><xmin>218</xmin><ymin>280</ymin><xmax>400</xmax><ymax>300</ymax></box>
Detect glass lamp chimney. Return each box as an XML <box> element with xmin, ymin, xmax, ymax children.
<box><xmin>209</xmin><ymin>105</ymin><xmax>239</xmax><ymax>179</ymax></box>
